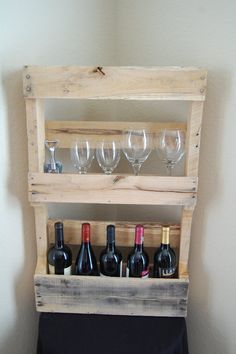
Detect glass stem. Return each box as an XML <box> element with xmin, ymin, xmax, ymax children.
<box><xmin>132</xmin><ymin>162</ymin><xmax>141</xmax><ymax>176</ymax></box>
<box><xmin>166</xmin><ymin>161</ymin><xmax>173</xmax><ymax>176</ymax></box>
<box><xmin>50</xmin><ymin>149</ymin><xmax>57</xmax><ymax>170</ymax></box>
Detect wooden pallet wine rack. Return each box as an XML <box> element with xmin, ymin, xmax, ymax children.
<box><xmin>24</xmin><ymin>66</ymin><xmax>207</xmax><ymax>317</ymax></box>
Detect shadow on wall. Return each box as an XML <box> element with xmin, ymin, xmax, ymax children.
<box><xmin>1</xmin><ymin>69</ymin><xmax>38</xmax><ymax>354</ymax></box>
<box><xmin>187</xmin><ymin>69</ymin><xmax>231</xmax><ymax>354</ymax></box>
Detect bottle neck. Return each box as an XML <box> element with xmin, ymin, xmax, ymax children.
<box><xmin>106</xmin><ymin>241</ymin><xmax>115</xmax><ymax>252</ymax></box>
<box><xmin>134</xmin><ymin>243</ymin><xmax>143</xmax><ymax>252</ymax></box>
<box><xmin>81</xmin><ymin>223</ymin><xmax>90</xmax><ymax>244</ymax></box>
<box><xmin>55</xmin><ymin>228</ymin><xmax>64</xmax><ymax>248</ymax></box>
<box><xmin>134</xmin><ymin>225</ymin><xmax>144</xmax><ymax>250</ymax></box>
<box><xmin>161</xmin><ymin>227</ymin><xmax>170</xmax><ymax>246</ymax></box>
<box><xmin>106</xmin><ymin>225</ymin><xmax>116</xmax><ymax>252</ymax></box>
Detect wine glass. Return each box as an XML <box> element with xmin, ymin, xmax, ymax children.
<box><xmin>122</xmin><ymin>130</ymin><xmax>152</xmax><ymax>175</ymax></box>
<box><xmin>71</xmin><ymin>139</ymin><xmax>94</xmax><ymax>174</ymax></box>
<box><xmin>96</xmin><ymin>140</ymin><xmax>121</xmax><ymax>174</ymax></box>
<box><xmin>44</xmin><ymin>140</ymin><xmax>62</xmax><ymax>173</ymax></box>
<box><xmin>155</xmin><ymin>130</ymin><xmax>185</xmax><ymax>175</ymax></box>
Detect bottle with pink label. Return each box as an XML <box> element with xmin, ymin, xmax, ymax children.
<box><xmin>126</xmin><ymin>225</ymin><xmax>149</xmax><ymax>278</ymax></box>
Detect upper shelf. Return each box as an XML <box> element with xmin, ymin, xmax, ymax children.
<box><xmin>23</xmin><ymin>66</ymin><xmax>207</xmax><ymax>101</ymax></box>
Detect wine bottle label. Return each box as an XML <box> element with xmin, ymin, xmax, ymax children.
<box><xmin>100</xmin><ymin>261</ymin><xmax>123</xmax><ymax>277</ymax></box>
<box><xmin>141</xmin><ymin>269</ymin><xmax>149</xmax><ymax>279</ymax></box>
<box><xmin>119</xmin><ymin>261</ymin><xmax>123</xmax><ymax>277</ymax></box>
<box><xmin>159</xmin><ymin>267</ymin><xmax>176</xmax><ymax>277</ymax></box>
<box><xmin>48</xmin><ymin>264</ymin><xmax>72</xmax><ymax>275</ymax></box>
<box><xmin>126</xmin><ymin>267</ymin><xmax>149</xmax><ymax>278</ymax></box>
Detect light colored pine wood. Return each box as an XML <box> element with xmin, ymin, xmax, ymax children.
<box><xmin>34</xmin><ymin>274</ymin><xmax>189</xmax><ymax>317</ymax></box>
<box><xmin>28</xmin><ymin>173</ymin><xmax>197</xmax><ymax>206</ymax></box>
<box><xmin>23</xmin><ymin>66</ymin><xmax>207</xmax><ymax>317</ymax></box>
<box><xmin>33</xmin><ymin>203</ymin><xmax>48</xmax><ymax>274</ymax></box>
<box><xmin>178</xmin><ymin>101</ymin><xmax>204</xmax><ymax>277</ymax></box>
<box><xmin>47</xmin><ymin>219</ymin><xmax>181</xmax><ymax>248</ymax></box>
<box><xmin>185</xmin><ymin>101</ymin><xmax>204</xmax><ymax>176</ymax></box>
<box><xmin>45</xmin><ymin>121</ymin><xmax>187</xmax><ymax>148</ymax></box>
<box><xmin>23</xmin><ymin>66</ymin><xmax>207</xmax><ymax>101</ymax></box>
<box><xmin>25</xmin><ymin>99</ymin><xmax>45</xmax><ymax>172</ymax></box>
<box><xmin>179</xmin><ymin>206</ymin><xmax>194</xmax><ymax>278</ymax></box>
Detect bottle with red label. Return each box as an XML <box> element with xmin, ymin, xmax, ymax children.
<box><xmin>75</xmin><ymin>223</ymin><xmax>99</xmax><ymax>276</ymax></box>
<box><xmin>126</xmin><ymin>225</ymin><xmax>149</xmax><ymax>278</ymax></box>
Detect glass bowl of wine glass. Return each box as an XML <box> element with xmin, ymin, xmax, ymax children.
<box><xmin>96</xmin><ymin>140</ymin><xmax>121</xmax><ymax>174</ymax></box>
<box><xmin>71</xmin><ymin>139</ymin><xmax>94</xmax><ymax>174</ymax></box>
<box><xmin>155</xmin><ymin>129</ymin><xmax>185</xmax><ymax>175</ymax></box>
<box><xmin>122</xmin><ymin>129</ymin><xmax>152</xmax><ymax>175</ymax></box>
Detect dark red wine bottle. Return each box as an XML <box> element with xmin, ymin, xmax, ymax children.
<box><xmin>153</xmin><ymin>226</ymin><xmax>177</xmax><ymax>278</ymax></box>
<box><xmin>75</xmin><ymin>223</ymin><xmax>98</xmax><ymax>276</ymax></box>
<box><xmin>100</xmin><ymin>225</ymin><xmax>122</xmax><ymax>277</ymax></box>
<box><xmin>47</xmin><ymin>221</ymin><xmax>72</xmax><ymax>275</ymax></box>
<box><xmin>126</xmin><ymin>225</ymin><xmax>149</xmax><ymax>278</ymax></box>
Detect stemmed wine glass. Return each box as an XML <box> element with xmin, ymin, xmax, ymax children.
<box><xmin>96</xmin><ymin>140</ymin><xmax>121</xmax><ymax>174</ymax></box>
<box><xmin>122</xmin><ymin>130</ymin><xmax>152</xmax><ymax>175</ymax></box>
<box><xmin>155</xmin><ymin>130</ymin><xmax>185</xmax><ymax>176</ymax></box>
<box><xmin>44</xmin><ymin>140</ymin><xmax>62</xmax><ymax>173</ymax></box>
<box><xmin>71</xmin><ymin>139</ymin><xmax>94</xmax><ymax>174</ymax></box>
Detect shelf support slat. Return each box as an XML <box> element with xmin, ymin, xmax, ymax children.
<box><xmin>178</xmin><ymin>101</ymin><xmax>204</xmax><ymax>277</ymax></box>
<box><xmin>25</xmin><ymin>98</ymin><xmax>45</xmax><ymax>172</ymax></box>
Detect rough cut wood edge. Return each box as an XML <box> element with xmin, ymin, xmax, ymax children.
<box><xmin>33</xmin><ymin>204</ymin><xmax>48</xmax><ymax>274</ymax></box>
<box><xmin>45</xmin><ymin>121</ymin><xmax>187</xmax><ymax>148</ymax></box>
<box><xmin>28</xmin><ymin>173</ymin><xmax>198</xmax><ymax>206</ymax></box>
<box><xmin>25</xmin><ymin>99</ymin><xmax>45</xmax><ymax>172</ymax></box>
<box><xmin>179</xmin><ymin>207</ymin><xmax>194</xmax><ymax>278</ymax></box>
<box><xmin>34</xmin><ymin>274</ymin><xmax>189</xmax><ymax>317</ymax></box>
<box><xmin>185</xmin><ymin>101</ymin><xmax>204</xmax><ymax>176</ymax></box>
<box><xmin>47</xmin><ymin>219</ymin><xmax>181</xmax><ymax>248</ymax></box>
<box><xmin>23</xmin><ymin>66</ymin><xmax>207</xmax><ymax>101</ymax></box>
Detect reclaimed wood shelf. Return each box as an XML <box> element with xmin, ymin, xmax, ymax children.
<box><xmin>23</xmin><ymin>66</ymin><xmax>207</xmax><ymax>317</ymax></box>
<box><xmin>36</xmin><ymin>220</ymin><xmax>188</xmax><ymax>316</ymax></box>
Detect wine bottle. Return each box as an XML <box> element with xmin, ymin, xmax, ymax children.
<box><xmin>153</xmin><ymin>226</ymin><xmax>177</xmax><ymax>278</ymax></box>
<box><xmin>126</xmin><ymin>225</ymin><xmax>149</xmax><ymax>278</ymax></box>
<box><xmin>100</xmin><ymin>225</ymin><xmax>122</xmax><ymax>277</ymax></box>
<box><xmin>75</xmin><ymin>223</ymin><xmax>98</xmax><ymax>276</ymax></box>
<box><xmin>47</xmin><ymin>221</ymin><xmax>72</xmax><ymax>275</ymax></box>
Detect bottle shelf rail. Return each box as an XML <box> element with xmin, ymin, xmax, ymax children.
<box><xmin>24</xmin><ymin>66</ymin><xmax>207</xmax><ymax>317</ymax></box>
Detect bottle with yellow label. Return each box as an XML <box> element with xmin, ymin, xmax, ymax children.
<box><xmin>153</xmin><ymin>226</ymin><xmax>177</xmax><ymax>278</ymax></box>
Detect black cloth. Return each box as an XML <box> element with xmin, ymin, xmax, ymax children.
<box><xmin>37</xmin><ymin>313</ymin><xmax>188</xmax><ymax>354</ymax></box>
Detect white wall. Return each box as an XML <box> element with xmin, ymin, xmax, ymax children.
<box><xmin>115</xmin><ymin>1</ymin><xmax>236</xmax><ymax>354</ymax></box>
<box><xmin>0</xmin><ymin>1</ymin><xmax>115</xmax><ymax>353</ymax></box>
<box><xmin>1</xmin><ymin>1</ymin><xmax>236</xmax><ymax>353</ymax></box>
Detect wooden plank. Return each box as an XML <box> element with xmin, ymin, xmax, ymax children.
<box><xmin>33</xmin><ymin>204</ymin><xmax>48</xmax><ymax>274</ymax></box>
<box><xmin>47</xmin><ymin>219</ymin><xmax>180</xmax><ymax>248</ymax></box>
<box><xmin>28</xmin><ymin>173</ymin><xmax>197</xmax><ymax>206</ymax></box>
<box><xmin>179</xmin><ymin>206</ymin><xmax>194</xmax><ymax>278</ymax></box>
<box><xmin>34</xmin><ymin>274</ymin><xmax>189</xmax><ymax>317</ymax></box>
<box><xmin>45</xmin><ymin>120</ymin><xmax>186</xmax><ymax>149</ymax></box>
<box><xmin>185</xmin><ymin>101</ymin><xmax>204</xmax><ymax>176</ymax></box>
<box><xmin>25</xmin><ymin>99</ymin><xmax>45</xmax><ymax>172</ymax></box>
<box><xmin>23</xmin><ymin>66</ymin><xmax>207</xmax><ymax>101</ymax></box>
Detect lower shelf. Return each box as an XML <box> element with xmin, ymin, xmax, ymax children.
<box><xmin>34</xmin><ymin>274</ymin><xmax>189</xmax><ymax>317</ymax></box>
